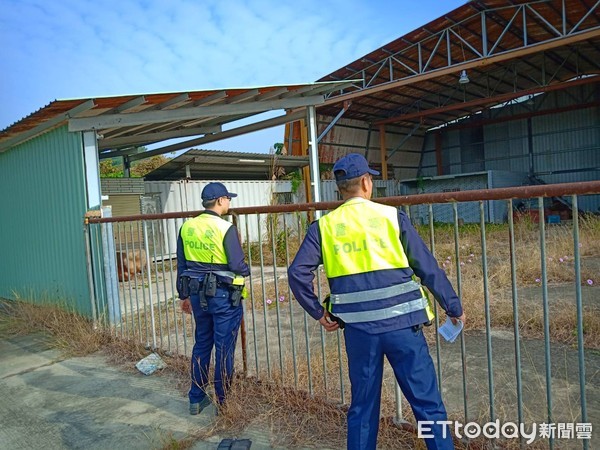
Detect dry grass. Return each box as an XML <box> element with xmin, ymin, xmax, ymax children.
<box><xmin>4</xmin><ymin>215</ymin><xmax>598</xmax><ymax>449</ymax></box>
<box><xmin>0</xmin><ymin>296</ymin><xmax>578</xmax><ymax>449</ymax></box>
<box><xmin>243</xmin><ymin>215</ymin><xmax>600</xmax><ymax>348</ymax></box>
<box><xmin>0</xmin><ymin>294</ymin><xmax>113</xmax><ymax>356</ymax></box>
<box><xmin>409</xmin><ymin>216</ymin><xmax>600</xmax><ymax>349</ymax></box>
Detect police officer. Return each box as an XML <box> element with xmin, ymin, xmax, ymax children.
<box><xmin>177</xmin><ymin>182</ymin><xmax>250</xmax><ymax>415</ymax></box>
<box><xmin>288</xmin><ymin>154</ymin><xmax>465</xmax><ymax>450</ymax></box>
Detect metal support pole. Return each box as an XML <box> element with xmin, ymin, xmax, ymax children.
<box><xmin>101</xmin><ymin>206</ymin><xmax>121</xmax><ymax>326</ymax></box>
<box><xmin>142</xmin><ymin>220</ymin><xmax>157</xmax><ymax>350</ymax></box>
<box><xmin>83</xmin><ymin>220</ymin><xmax>98</xmax><ymax>329</ymax></box>
<box><xmin>307</xmin><ymin>105</ymin><xmax>322</xmax><ymax>217</ymax></box>
<box><xmin>394</xmin><ymin>382</ymin><xmax>408</xmax><ymax>425</ymax></box>
<box><xmin>123</xmin><ymin>156</ymin><xmax>131</xmax><ymax>178</ymax></box>
<box><xmin>317</xmin><ymin>101</ymin><xmax>350</xmax><ymax>143</ymax></box>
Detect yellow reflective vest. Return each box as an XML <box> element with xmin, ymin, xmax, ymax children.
<box><xmin>180</xmin><ymin>214</ymin><xmax>232</xmax><ymax>264</ymax></box>
<box><xmin>319</xmin><ymin>198</ymin><xmax>435</xmax><ymax>324</ymax></box>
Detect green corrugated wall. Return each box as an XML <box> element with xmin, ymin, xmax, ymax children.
<box><xmin>0</xmin><ymin>125</ymin><xmax>92</xmax><ymax>315</ymax></box>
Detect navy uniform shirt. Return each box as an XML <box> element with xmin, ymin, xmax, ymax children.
<box><xmin>176</xmin><ymin>210</ymin><xmax>249</xmax><ymax>298</ymax></box>
<box><xmin>288</xmin><ymin>207</ymin><xmax>463</xmax><ymax>328</ymax></box>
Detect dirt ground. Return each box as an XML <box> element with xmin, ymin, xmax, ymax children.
<box><xmin>111</xmin><ymin>266</ymin><xmax>598</xmax><ymax>448</ymax></box>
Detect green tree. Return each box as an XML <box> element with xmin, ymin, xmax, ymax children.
<box><xmin>130</xmin><ymin>155</ymin><xmax>169</xmax><ymax>177</ymax></box>
<box><xmin>99</xmin><ymin>158</ymin><xmax>123</xmax><ymax>177</ymax></box>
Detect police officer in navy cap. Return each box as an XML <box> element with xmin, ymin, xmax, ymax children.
<box><xmin>177</xmin><ymin>182</ymin><xmax>250</xmax><ymax>415</ymax></box>
<box><xmin>288</xmin><ymin>153</ymin><xmax>465</xmax><ymax>449</ymax></box>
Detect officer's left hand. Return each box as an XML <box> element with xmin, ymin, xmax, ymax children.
<box><xmin>319</xmin><ymin>312</ymin><xmax>339</xmax><ymax>332</ymax></box>
<box><xmin>180</xmin><ymin>298</ymin><xmax>192</xmax><ymax>315</ymax></box>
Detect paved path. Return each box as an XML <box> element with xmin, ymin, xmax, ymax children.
<box><xmin>0</xmin><ymin>332</ymin><xmax>300</xmax><ymax>450</ymax></box>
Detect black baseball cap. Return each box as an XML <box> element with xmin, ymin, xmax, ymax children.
<box><xmin>201</xmin><ymin>182</ymin><xmax>238</xmax><ymax>200</ymax></box>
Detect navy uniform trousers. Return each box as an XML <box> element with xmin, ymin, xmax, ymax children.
<box><xmin>189</xmin><ymin>285</ymin><xmax>243</xmax><ymax>405</ymax></box>
<box><xmin>345</xmin><ymin>325</ymin><xmax>454</xmax><ymax>450</ymax></box>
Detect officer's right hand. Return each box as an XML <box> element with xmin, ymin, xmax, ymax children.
<box><xmin>319</xmin><ymin>312</ymin><xmax>339</xmax><ymax>332</ymax></box>
<box><xmin>451</xmin><ymin>312</ymin><xmax>466</xmax><ymax>326</ymax></box>
<box><xmin>180</xmin><ymin>298</ymin><xmax>192</xmax><ymax>315</ymax></box>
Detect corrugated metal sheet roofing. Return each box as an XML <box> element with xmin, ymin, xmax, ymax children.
<box><xmin>143</xmin><ymin>148</ymin><xmax>309</xmax><ymax>181</ymax></box>
<box><xmin>316</xmin><ymin>0</ymin><xmax>600</xmax><ymax>128</ymax></box>
<box><xmin>0</xmin><ymin>81</ymin><xmax>354</xmax><ymax>152</ymax></box>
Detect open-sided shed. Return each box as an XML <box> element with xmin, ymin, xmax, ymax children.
<box><xmin>292</xmin><ymin>0</ymin><xmax>599</xmax><ymax>193</ymax></box>
<box><xmin>0</xmin><ymin>82</ymin><xmax>349</xmax><ymax>314</ymax></box>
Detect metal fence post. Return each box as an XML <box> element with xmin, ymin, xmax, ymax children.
<box><xmin>100</xmin><ymin>206</ymin><xmax>121</xmax><ymax>327</ymax></box>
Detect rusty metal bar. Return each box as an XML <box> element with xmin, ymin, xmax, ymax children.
<box><xmin>453</xmin><ymin>203</ymin><xmax>469</xmax><ymax>423</ymax></box>
<box><xmin>233</xmin><ymin>214</ymin><xmax>248</xmax><ymax>374</ymax></box>
<box><xmin>538</xmin><ymin>198</ymin><xmax>554</xmax><ymax>450</ymax></box>
<box><xmin>87</xmin><ymin>181</ymin><xmax>600</xmax><ymax>223</ymax></box>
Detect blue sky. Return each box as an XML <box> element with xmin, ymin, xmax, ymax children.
<box><xmin>1</xmin><ymin>0</ymin><xmax>465</xmax><ymax>153</ymax></box>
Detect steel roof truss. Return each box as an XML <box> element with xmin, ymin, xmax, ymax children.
<box><xmin>254</xmin><ymin>87</ymin><xmax>289</xmax><ymax>101</ymax></box>
<box><xmin>104</xmin><ymin>119</ymin><xmax>184</xmax><ymax>138</ymax></box>
<box><xmin>128</xmin><ymin>109</ymin><xmax>308</xmax><ymax>162</ymax></box>
<box><xmin>98</xmin><ymin>125</ymin><xmax>222</xmax><ymax>150</ymax></box>
<box><xmin>489</xmin><ymin>6</ymin><xmax>523</xmax><ymax>55</ymax></box>
<box><xmin>114</xmin><ymin>96</ymin><xmax>147</xmax><ymax>113</ymax></box>
<box><xmin>181</xmin><ymin>116</ymin><xmax>219</xmax><ymax>128</ymax></box>
<box><xmin>570</xmin><ymin>0</ymin><xmax>600</xmax><ymax>34</ymax></box>
<box><xmin>422</xmin><ymin>30</ymin><xmax>447</xmax><ymax>73</ymax></box>
<box><xmin>317</xmin><ymin>101</ymin><xmax>350</xmax><ymax>143</ymax></box>
<box><xmin>193</xmin><ymin>91</ymin><xmax>227</xmax><ymax>107</ymax></box>
<box><xmin>526</xmin><ymin>3</ymin><xmax>563</xmax><ymax>38</ymax></box>
<box><xmin>226</xmin><ymin>89</ymin><xmax>260</xmax><ymax>104</ymax></box>
<box><xmin>323</xmin><ymin>1</ymin><xmax>599</xmax><ymax>98</ymax></box>
<box><xmin>364</xmin><ymin>60</ymin><xmax>389</xmax><ymax>89</ymax></box>
<box><xmin>157</xmin><ymin>93</ymin><xmax>190</xmax><ymax>110</ymax></box>
<box><xmin>547</xmin><ymin>51</ymin><xmax>576</xmax><ymax>84</ymax></box>
<box><xmin>68</xmin><ymin>95</ymin><xmax>324</xmax><ymax>131</ymax></box>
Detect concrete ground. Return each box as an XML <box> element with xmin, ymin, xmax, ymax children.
<box><xmin>0</xmin><ymin>332</ymin><xmax>315</xmax><ymax>450</ymax></box>
<box><xmin>2</xmin><ymin>328</ymin><xmax>598</xmax><ymax>449</ymax></box>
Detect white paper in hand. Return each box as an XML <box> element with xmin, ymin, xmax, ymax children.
<box><xmin>438</xmin><ymin>317</ymin><xmax>464</xmax><ymax>343</ymax></box>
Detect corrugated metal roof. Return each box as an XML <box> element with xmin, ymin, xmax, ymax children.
<box><xmin>143</xmin><ymin>148</ymin><xmax>309</xmax><ymax>181</ymax></box>
<box><xmin>0</xmin><ymin>81</ymin><xmax>355</xmax><ymax>153</ymax></box>
<box><xmin>316</xmin><ymin>0</ymin><xmax>600</xmax><ymax>128</ymax></box>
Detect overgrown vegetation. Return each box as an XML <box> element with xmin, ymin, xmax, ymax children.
<box><xmin>245</xmin><ymin>214</ymin><xmax>600</xmax><ymax>349</ymax></box>
<box><xmin>100</xmin><ymin>154</ymin><xmax>170</xmax><ymax>178</ymax></box>
<box><xmin>4</xmin><ymin>214</ymin><xmax>598</xmax><ymax>449</ymax></box>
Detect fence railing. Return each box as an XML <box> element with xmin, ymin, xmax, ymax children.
<box><xmin>85</xmin><ymin>180</ymin><xmax>600</xmax><ymax>448</ymax></box>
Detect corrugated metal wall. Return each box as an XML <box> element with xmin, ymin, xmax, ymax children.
<box><xmin>400</xmin><ymin>171</ymin><xmax>528</xmax><ymax>224</ymax></box>
<box><xmin>317</xmin><ymin>115</ymin><xmax>425</xmax><ymax>179</ymax></box>
<box><xmin>144</xmin><ymin>178</ymin><xmax>402</xmax><ymax>254</ymax></box>
<box><xmin>102</xmin><ymin>194</ymin><xmax>142</xmax><ymax>217</ymax></box>
<box><xmin>319</xmin><ymin>179</ymin><xmax>400</xmax><ymax>202</ymax></box>
<box><xmin>0</xmin><ymin>126</ymin><xmax>91</xmax><ymax>314</ymax></box>
<box><xmin>145</xmin><ymin>180</ymin><xmax>302</xmax><ymax>254</ymax></box>
<box><xmin>418</xmin><ymin>85</ymin><xmax>600</xmax><ymax>213</ymax></box>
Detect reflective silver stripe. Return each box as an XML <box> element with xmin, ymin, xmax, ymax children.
<box><xmin>330</xmin><ymin>280</ymin><xmax>421</xmax><ymax>305</ymax></box>
<box><xmin>336</xmin><ymin>297</ymin><xmax>428</xmax><ymax>324</ymax></box>
<box><xmin>213</xmin><ymin>270</ymin><xmax>237</xmax><ymax>280</ymax></box>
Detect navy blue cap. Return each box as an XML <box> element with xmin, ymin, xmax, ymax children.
<box><xmin>333</xmin><ymin>153</ymin><xmax>380</xmax><ymax>181</ymax></box>
<box><xmin>201</xmin><ymin>182</ymin><xmax>238</xmax><ymax>200</ymax></box>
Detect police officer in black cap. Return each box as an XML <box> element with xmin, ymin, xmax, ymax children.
<box><xmin>177</xmin><ymin>182</ymin><xmax>250</xmax><ymax>415</ymax></box>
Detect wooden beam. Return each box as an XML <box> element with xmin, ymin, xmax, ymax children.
<box><xmin>379</xmin><ymin>124</ymin><xmax>388</xmax><ymax>180</ymax></box>
<box><xmin>435</xmin><ymin>131</ymin><xmax>443</xmax><ymax>176</ymax></box>
<box><xmin>374</xmin><ymin>76</ymin><xmax>600</xmax><ymax>125</ymax></box>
